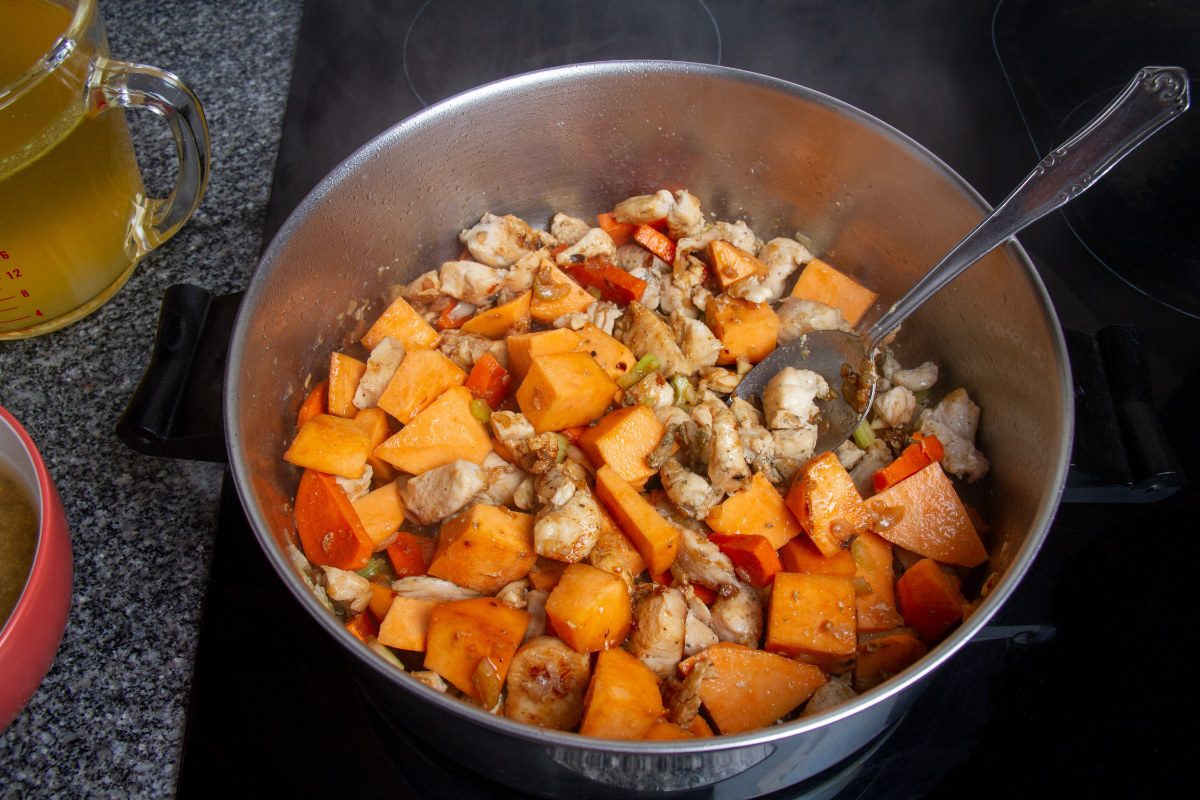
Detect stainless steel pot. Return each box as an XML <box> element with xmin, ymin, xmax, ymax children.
<box><xmin>225</xmin><ymin>61</ymin><xmax>1072</xmax><ymax>798</ymax></box>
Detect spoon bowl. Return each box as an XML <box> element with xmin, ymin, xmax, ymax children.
<box><xmin>736</xmin><ymin>65</ymin><xmax>1189</xmax><ymax>452</ymax></box>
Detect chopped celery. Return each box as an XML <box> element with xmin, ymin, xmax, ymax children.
<box><xmin>616</xmin><ymin>352</ymin><xmax>662</xmax><ymax>389</ymax></box>
<box><xmin>356</xmin><ymin>554</ymin><xmax>393</xmax><ymax>580</ymax></box>
<box><xmin>554</xmin><ymin>432</ymin><xmax>569</xmax><ymax>463</ymax></box>
<box><xmin>852</xmin><ymin>419</ymin><xmax>876</xmax><ymax>449</ymax></box>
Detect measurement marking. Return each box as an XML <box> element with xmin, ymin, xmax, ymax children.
<box><xmin>2</xmin><ymin>315</ymin><xmax>32</xmax><ymax>324</ymax></box>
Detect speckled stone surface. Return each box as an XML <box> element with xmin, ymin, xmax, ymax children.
<box><xmin>0</xmin><ymin>1</ymin><xmax>303</xmax><ymax>796</ymax></box>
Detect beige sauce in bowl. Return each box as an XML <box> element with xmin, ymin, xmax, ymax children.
<box><xmin>0</xmin><ymin>467</ymin><xmax>37</xmax><ymax>628</ymax></box>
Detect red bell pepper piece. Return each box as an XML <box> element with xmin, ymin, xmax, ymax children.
<box><xmin>563</xmin><ymin>256</ymin><xmax>647</xmax><ymax>306</ymax></box>
<box><xmin>465</xmin><ymin>351</ymin><xmax>511</xmax><ymax>410</ymax></box>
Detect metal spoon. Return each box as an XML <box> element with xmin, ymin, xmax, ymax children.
<box><xmin>735</xmin><ymin>65</ymin><xmax>1190</xmax><ymax>454</ymax></box>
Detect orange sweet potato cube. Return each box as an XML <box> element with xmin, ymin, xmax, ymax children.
<box><xmin>765</xmin><ymin>572</ymin><xmax>857</xmax><ymax>673</ymax></box>
<box><xmin>778</xmin><ymin>535</ymin><xmax>857</xmax><ymax>577</ymax></box>
<box><xmin>544</xmin><ymin>562</ymin><xmax>632</xmax><ymax>653</ymax></box>
<box><xmin>867</xmin><ymin>462</ymin><xmax>987</xmax><ymax>568</ymax></box>
<box><xmin>328</xmin><ymin>352</ymin><xmax>367</xmax><ymax>417</ymax></box>
<box><xmin>789</xmin><ymin>257</ymin><xmax>878</xmax><ymax>327</ymax></box>
<box><xmin>577</xmin><ymin>404</ymin><xmax>666</xmax><ymax>489</ymax></box>
<box><xmin>579</xmin><ymin>648</ymin><xmax>665</xmax><ymax>739</ymax></box>
<box><xmin>785</xmin><ymin>451</ymin><xmax>873</xmax><ymax>557</ymax></box>
<box><xmin>853</xmin><ymin>632</ymin><xmax>927</xmax><ymax>693</ymax></box>
<box><xmin>709</xmin><ymin>239</ymin><xmax>768</xmax><ymax>289</ymax></box>
<box><xmin>427</xmin><ymin>504</ymin><xmax>537</xmax><ymax>595</ymax></box>
<box><xmin>460</xmin><ymin>290</ymin><xmax>531</xmax><ymax>339</ymax></box>
<box><xmin>373</xmin><ymin>386</ymin><xmax>491</xmax><ymax>474</ymax></box>
<box><xmin>284</xmin><ymin>413</ymin><xmax>371</xmax><ymax>478</ymax></box>
<box><xmin>528</xmin><ymin>261</ymin><xmax>596</xmax><ymax>324</ymax></box>
<box><xmin>424</xmin><ymin>597</ymin><xmax>531</xmax><ymax>701</ymax></box>
<box><xmin>361</xmin><ymin>294</ymin><xmax>439</xmax><ymax>351</ymax></box>
<box><xmin>377</xmin><ymin>595</ymin><xmax>440</xmax><ymax>652</ymax></box>
<box><xmin>705</xmin><ymin>471</ymin><xmax>803</xmax><ymax>550</ymax></box>
<box><xmin>351</xmin><ymin>480</ymin><xmax>406</xmax><ymax>550</ymax></box>
<box><xmin>573</xmin><ymin>322</ymin><xmax>637</xmax><ymax>381</ymax></box>
<box><xmin>376</xmin><ymin>348</ymin><xmax>468</xmax><ymax>425</ymax></box>
<box><xmin>850</xmin><ymin>530</ymin><xmax>904</xmax><ymax>633</ymax></box>
<box><xmin>297</xmin><ymin>380</ymin><xmax>328</xmax><ymax>426</ymax></box>
<box><xmin>354</xmin><ymin>407</ymin><xmax>399</xmax><ymax>483</ymax></box>
<box><xmin>507</xmin><ymin>327</ymin><xmax>582</xmax><ymax>384</ymax></box>
<box><xmin>516</xmin><ymin>352</ymin><xmax>618</xmax><ymax>433</ymax></box>
<box><xmin>895</xmin><ymin>556</ymin><xmax>968</xmax><ymax>642</ymax></box>
<box><xmin>705</xmin><ymin>293</ymin><xmax>778</xmax><ymax>365</ymax></box>
<box><xmin>678</xmin><ymin>642</ymin><xmax>826</xmax><ymax>734</ymax></box>
<box><xmin>593</xmin><ymin>464</ymin><xmax>679</xmax><ymax>575</ymax></box>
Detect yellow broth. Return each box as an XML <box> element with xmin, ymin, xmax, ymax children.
<box><xmin>0</xmin><ymin>466</ymin><xmax>37</xmax><ymax>627</ymax></box>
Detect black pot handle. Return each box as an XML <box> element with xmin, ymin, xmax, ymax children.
<box><xmin>117</xmin><ymin>286</ymin><xmax>1186</xmax><ymax>501</ymax></box>
<box><xmin>117</xmin><ymin>284</ymin><xmax>242</xmax><ymax>462</ymax></box>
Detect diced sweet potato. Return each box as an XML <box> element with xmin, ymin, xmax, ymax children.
<box><xmin>361</xmin><ymin>294</ymin><xmax>440</xmax><ymax>351</ymax></box>
<box><xmin>293</xmin><ymin>469</ymin><xmax>373</xmax><ymax>570</ymax></box>
<box><xmin>368</xmin><ymin>582</ymin><xmax>398</xmax><ymax>621</ymax></box>
<box><xmin>529</xmin><ymin>261</ymin><xmax>596</xmax><ymax>324</ymax></box>
<box><xmin>850</xmin><ymin>530</ymin><xmax>904</xmax><ymax>633</ymax></box>
<box><xmin>351</xmin><ymin>480</ymin><xmax>406</xmax><ymax>549</ymax></box>
<box><xmin>705</xmin><ymin>471</ymin><xmax>803</xmax><ymax>550</ymax></box>
<box><xmin>354</xmin><ymin>406</ymin><xmax>399</xmax><ymax>483</ymax></box>
<box><xmin>424</xmin><ymin>597</ymin><xmax>531</xmax><ymax>701</ymax></box>
<box><xmin>778</xmin><ymin>535</ymin><xmax>857</xmax><ymax>577</ymax></box>
<box><xmin>705</xmin><ymin>294</ymin><xmax>778</xmax><ymax>365</ymax></box>
<box><xmin>297</xmin><ymin>380</ymin><xmax>328</xmax><ymax>427</ymax></box>
<box><xmin>853</xmin><ymin>632</ymin><xmax>927</xmax><ymax>693</ymax></box>
<box><xmin>709</xmin><ymin>239</ymin><xmax>767</xmax><ymax>290</ymax></box>
<box><xmin>706</xmin><ymin>532</ymin><xmax>783</xmax><ymax>588</ymax></box>
<box><xmin>516</xmin><ymin>352</ymin><xmax>618</xmax><ymax>433</ymax></box>
<box><xmin>572</xmin><ymin>322</ymin><xmax>636</xmax><ymax>381</ymax></box>
<box><xmin>895</xmin><ymin>556</ymin><xmax>967</xmax><ymax>642</ymax></box>
<box><xmin>593</xmin><ymin>464</ymin><xmax>679</xmax><ymax>575</ymax></box>
<box><xmin>427</xmin><ymin>504</ymin><xmax>537</xmax><ymax>595</ymax></box>
<box><xmin>328</xmin><ymin>352</ymin><xmax>367</xmax><ymax>417</ymax></box>
<box><xmin>373</xmin><ymin>386</ymin><xmax>491</xmax><ymax>474</ymax></box>
<box><xmin>377</xmin><ymin>595</ymin><xmax>441</xmax><ymax>652</ymax></box>
<box><xmin>507</xmin><ymin>327</ymin><xmax>582</xmax><ymax>384</ymax></box>
<box><xmin>789</xmin><ymin>257</ymin><xmax>878</xmax><ymax>327</ymax></box>
<box><xmin>579</xmin><ymin>648</ymin><xmax>665</xmax><ymax>739</ymax></box>
<box><xmin>577</xmin><ymin>404</ymin><xmax>666</xmax><ymax>489</ymax></box>
<box><xmin>284</xmin><ymin>413</ymin><xmax>371</xmax><ymax>479</ymax></box>
<box><xmin>460</xmin><ymin>290</ymin><xmax>531</xmax><ymax>339</ymax></box>
<box><xmin>867</xmin><ymin>462</ymin><xmax>988</xmax><ymax>568</ymax></box>
<box><xmin>785</xmin><ymin>451</ymin><xmax>873</xmax><ymax>557</ymax></box>
<box><xmin>376</xmin><ymin>348</ymin><xmax>468</xmax><ymax>425</ymax></box>
<box><xmin>527</xmin><ymin>556</ymin><xmax>569</xmax><ymax>592</ymax></box>
<box><xmin>544</xmin><ymin>562</ymin><xmax>632</xmax><ymax>653</ymax></box>
<box><xmin>642</xmin><ymin>720</ymin><xmax>696</xmax><ymax>740</ymax></box>
<box><xmin>765</xmin><ymin>572</ymin><xmax>857</xmax><ymax>673</ymax></box>
<box><xmin>678</xmin><ymin>642</ymin><xmax>827</xmax><ymax>734</ymax></box>
<box><xmin>585</xmin><ymin>503</ymin><xmax>647</xmax><ymax>588</ymax></box>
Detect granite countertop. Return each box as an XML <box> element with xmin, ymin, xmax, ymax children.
<box><xmin>0</xmin><ymin>0</ymin><xmax>304</xmax><ymax>795</ymax></box>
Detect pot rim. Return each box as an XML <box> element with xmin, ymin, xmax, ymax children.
<box><xmin>227</xmin><ymin>59</ymin><xmax>1073</xmax><ymax>754</ymax></box>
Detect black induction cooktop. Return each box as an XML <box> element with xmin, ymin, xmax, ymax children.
<box><xmin>166</xmin><ymin>1</ymin><xmax>1198</xmax><ymax>797</ymax></box>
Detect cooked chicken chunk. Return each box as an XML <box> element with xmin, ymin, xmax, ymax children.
<box><xmin>756</xmin><ymin>236</ymin><xmax>815</xmax><ymax>300</ymax></box>
<box><xmin>698</xmin><ymin>366</ymin><xmax>742</xmax><ymax>395</ymax></box>
<box><xmin>674</xmin><ymin>220</ymin><xmax>760</xmax><ymax>269</ymax></box>
<box><xmin>335</xmin><ymin>465</ymin><xmax>373</xmax><ymax>501</ymax></box>
<box><xmin>490</xmin><ymin>410</ymin><xmax>561</xmax><ymax>474</ymax></box>
<box><xmin>500</xmin><ymin>248</ymin><xmax>546</xmax><ymax>296</ymax></box>
<box><xmin>763</xmin><ymin>367</ymin><xmax>828</xmax><ymax>429</ymax></box>
<box><xmin>321</xmin><ymin>566</ymin><xmax>371</xmax><ymax>613</ymax></box>
<box><xmin>918</xmin><ymin>388</ymin><xmax>990</xmax><ymax>482</ymax></box>
<box><xmin>353</xmin><ymin>336</ymin><xmax>406</xmax><ymax>410</ymax></box>
<box><xmin>549</xmin><ymin>212</ymin><xmax>590</xmax><ymax>246</ymax></box>
<box><xmin>471</xmin><ymin>452</ymin><xmax>528</xmax><ymax>508</ymax></box>
<box><xmin>659</xmin><ymin>457</ymin><xmax>721</xmax><ymax>520</ymax></box>
<box><xmin>873</xmin><ymin>385</ymin><xmax>918</xmax><ymax>428</ymax></box>
<box><xmin>707</xmin><ymin>403</ymin><xmax>751</xmax><ymax>495</ymax></box>
<box><xmin>670</xmin><ymin>311</ymin><xmax>722</xmax><ymax>374</ymax></box>
<box><xmin>662</xmin><ymin>657</ymin><xmax>711</xmax><ymax>726</ymax></box>
<box><xmin>533</xmin><ymin>488</ymin><xmax>603</xmax><ymax>563</ymax></box>
<box><xmin>890</xmin><ymin>360</ymin><xmax>939</xmax><ymax>392</ymax></box>
<box><xmin>665</xmin><ymin>189</ymin><xmax>705</xmax><ymax>239</ymax></box>
<box><xmin>849</xmin><ymin>439</ymin><xmax>894</xmax><ymax>497</ymax></box>
<box><xmin>522</xmin><ymin>589</ymin><xmax>549</xmax><ymax>641</ymax></box>
<box><xmin>776</xmin><ymin>297</ymin><xmax>850</xmax><ymax>344</ymax></box>
<box><xmin>401</xmin><ymin>459</ymin><xmax>487</xmax><ymax>525</ymax></box>
<box><xmin>709</xmin><ymin>582</ymin><xmax>764</xmax><ymax>648</ymax></box>
<box><xmin>681</xmin><ymin>587</ymin><xmax>721</xmax><ymax>657</ymax></box>
<box><xmin>773</xmin><ymin>426</ymin><xmax>817</xmax><ymax>484</ymax></box>
<box><xmin>627</xmin><ymin>584</ymin><xmax>687</xmax><ymax>678</ymax></box>
<box><xmin>494</xmin><ymin>578</ymin><xmax>530</xmax><ymax>609</ymax></box>
<box><xmin>611</xmin><ymin>189</ymin><xmax>674</xmax><ymax>224</ymax></box>
<box><xmin>669</xmin><ymin>527</ymin><xmax>737</xmax><ymax>590</ymax></box>
<box><xmin>459</xmin><ymin>212</ymin><xmax>549</xmax><ymax>267</ymax></box>
<box><xmin>553</xmin><ymin>227</ymin><xmax>616</xmax><ymax>266</ymax></box>
<box><xmin>614</xmin><ymin>301</ymin><xmax>691</xmax><ymax>378</ymax></box>
<box><xmin>554</xmin><ymin>299</ymin><xmax>620</xmax><ymax>336</ymax></box>
<box><xmin>801</xmin><ymin>674</ymin><xmax>856</xmax><ymax>718</ymax></box>
<box><xmin>438</xmin><ymin>260</ymin><xmax>507</xmax><ymax>307</ymax></box>
<box><xmin>391</xmin><ymin>575</ymin><xmax>480</xmax><ymax>601</ymax></box>
<box><xmin>729</xmin><ymin>396</ymin><xmax>779</xmax><ymax>483</ymax></box>
<box><xmin>504</xmin><ymin>636</ymin><xmax>592</xmax><ymax>731</ymax></box>
<box><xmin>437</xmin><ymin>329</ymin><xmax>508</xmax><ymax>371</ymax></box>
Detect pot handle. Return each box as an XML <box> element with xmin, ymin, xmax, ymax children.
<box><xmin>117</xmin><ymin>284</ymin><xmax>241</xmax><ymax>462</ymax></box>
<box><xmin>1062</xmin><ymin>325</ymin><xmax>1184</xmax><ymax>502</ymax></box>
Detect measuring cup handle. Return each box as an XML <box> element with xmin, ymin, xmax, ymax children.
<box><xmin>88</xmin><ymin>58</ymin><xmax>211</xmax><ymax>250</ymax></box>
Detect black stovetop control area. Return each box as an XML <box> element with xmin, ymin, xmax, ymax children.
<box><xmin>172</xmin><ymin>1</ymin><xmax>1198</xmax><ymax>797</ymax></box>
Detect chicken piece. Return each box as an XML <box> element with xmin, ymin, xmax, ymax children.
<box><xmin>587</xmin><ymin>522</ymin><xmax>644</xmax><ymax>589</ymax></box>
<box><xmin>625</xmin><ymin>263</ymin><xmax>664</xmax><ymax>312</ymax></box>
<box><xmin>533</xmin><ymin>463</ymin><xmax>578</xmax><ymax>508</ymax></box>
<box><xmin>533</xmin><ymin>488</ymin><xmax>603</xmax><ymax>563</ymax></box>
<box><xmin>321</xmin><ymin>566</ymin><xmax>371</xmax><ymax>613</ymax></box>
<box><xmin>763</xmin><ymin>367</ymin><xmax>828</xmax><ymax>430</ymax></box>
<box><xmin>670</xmin><ymin>311</ymin><xmax>722</xmax><ymax>374</ymax></box>
<box><xmin>665</xmin><ymin>189</ymin><xmax>705</xmax><ymax>239</ymax></box>
<box><xmin>622</xmin><ymin>370</ymin><xmax>674</xmax><ymax>412</ymax></box>
<box><xmin>503</xmin><ymin>635</ymin><xmax>592</xmax><ymax>731</ymax></box>
<box><xmin>550</xmin><ymin>212</ymin><xmax>590</xmax><ymax>246</ymax></box>
<box><xmin>402</xmin><ymin>270</ymin><xmax>441</xmax><ymax>304</ymax></box>
<box><xmin>776</xmin><ymin>297</ymin><xmax>850</xmax><ymax>345</ymax></box>
<box><xmin>335</xmin><ymin>465</ymin><xmax>373</xmax><ymax>502</ymax></box>
<box><xmin>659</xmin><ymin>457</ymin><xmax>721</xmax><ymax>520</ymax></box>
<box><xmin>613</xmin><ymin>301</ymin><xmax>691</xmax><ymax>378</ymax></box>
<box><xmin>873</xmin><ymin>385</ymin><xmax>918</xmax><ymax>428</ymax></box>
<box><xmin>669</xmin><ymin>527</ymin><xmax>737</xmax><ymax>590</ymax></box>
<box><xmin>353</xmin><ymin>337</ymin><xmax>406</xmax><ymax>411</ymax></box>
<box><xmin>522</xmin><ymin>589</ymin><xmax>549</xmax><ymax>642</ymax></box>
<box><xmin>757</xmin><ymin>236</ymin><xmax>815</xmax><ymax>300</ymax></box>
<box><xmin>834</xmin><ymin>439</ymin><xmax>866</xmax><ymax>471</ymax></box>
<box><xmin>627</xmin><ymin>583</ymin><xmax>688</xmax><ymax>679</ymax></box>
<box><xmin>729</xmin><ymin>396</ymin><xmax>779</xmax><ymax>483</ymax></box>
<box><xmin>411</xmin><ymin>671</ymin><xmax>448</xmax><ymax>692</ymax></box>
<box><xmin>674</xmin><ymin>220</ymin><xmax>760</xmax><ymax>270</ymax></box>
<box><xmin>553</xmin><ymin>227</ymin><xmax>616</xmax><ymax>266</ymax></box>
<box><xmin>400</xmin><ymin>459</ymin><xmax>487</xmax><ymax>526</ymax></box>
<box><xmin>888</xmin><ymin>359</ymin><xmax>939</xmax><ymax>392</ymax></box>
<box><xmin>917</xmin><ymin>388</ymin><xmax>990</xmax><ymax>482</ymax></box>
<box><xmin>662</xmin><ymin>657</ymin><xmax>711</xmax><ymax>726</ymax></box>
<box><xmin>471</xmin><ymin>452</ymin><xmax>528</xmax><ymax>508</ymax></box>
<box><xmin>709</xmin><ymin>582</ymin><xmax>764</xmax><ymax>648</ymax></box>
<box><xmin>438</xmin><ymin>260</ymin><xmax>507</xmax><ymax>307</ymax></box>
<box><xmin>437</xmin><ymin>329</ymin><xmax>508</xmax><ymax>372</ymax></box>
<box><xmin>554</xmin><ymin>300</ymin><xmax>620</xmax><ymax>336</ymax></box>
<box><xmin>725</xmin><ymin>275</ymin><xmax>774</xmax><ymax>304</ymax></box>
<box><xmin>612</xmin><ymin>189</ymin><xmax>675</xmax><ymax>224</ymax></box>
<box><xmin>801</xmin><ymin>674</ymin><xmax>857</xmax><ymax>718</ymax></box>
<box><xmin>459</xmin><ymin>212</ymin><xmax>550</xmax><ymax>268</ymax></box>
<box><xmin>499</xmin><ymin>248</ymin><xmax>546</xmax><ymax>296</ymax></box>
<box><xmin>682</xmin><ymin>592</ymin><xmax>720</xmax><ymax>657</ymax></box>
<box><xmin>698</xmin><ymin>366</ymin><xmax>741</xmax><ymax>395</ymax></box>
<box><xmin>494</xmin><ymin>579</ymin><xmax>530</xmax><ymax>609</ymax></box>
<box><xmin>707</xmin><ymin>404</ymin><xmax>752</xmax><ymax>495</ymax></box>
<box><xmin>773</xmin><ymin>426</ymin><xmax>817</xmax><ymax>485</ymax></box>
<box><xmin>489</xmin><ymin>411</ymin><xmax>561</xmax><ymax>475</ymax></box>
<box><xmin>657</xmin><ymin>274</ymin><xmax>701</xmax><ymax>319</ymax></box>
<box><xmin>391</xmin><ymin>575</ymin><xmax>481</xmax><ymax>601</ymax></box>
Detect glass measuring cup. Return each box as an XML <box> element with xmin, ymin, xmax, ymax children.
<box><xmin>0</xmin><ymin>0</ymin><xmax>209</xmax><ymax>339</ymax></box>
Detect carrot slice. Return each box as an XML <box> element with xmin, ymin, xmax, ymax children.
<box><xmin>597</xmin><ymin>212</ymin><xmax>637</xmax><ymax>246</ymax></box>
<box><xmin>706</xmin><ymin>531</ymin><xmax>783</xmax><ymax>588</ymax></box>
<box><xmin>633</xmin><ymin>224</ymin><xmax>676</xmax><ymax>264</ymax></box>
<box><xmin>872</xmin><ymin>434</ymin><xmax>944</xmax><ymax>492</ymax></box>
<box><xmin>293</xmin><ymin>469</ymin><xmax>373</xmax><ymax>570</ymax></box>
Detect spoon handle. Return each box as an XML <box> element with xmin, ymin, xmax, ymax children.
<box><xmin>863</xmin><ymin>65</ymin><xmax>1189</xmax><ymax>349</ymax></box>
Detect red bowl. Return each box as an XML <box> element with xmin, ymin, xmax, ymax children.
<box><xmin>0</xmin><ymin>405</ymin><xmax>72</xmax><ymax>731</ymax></box>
